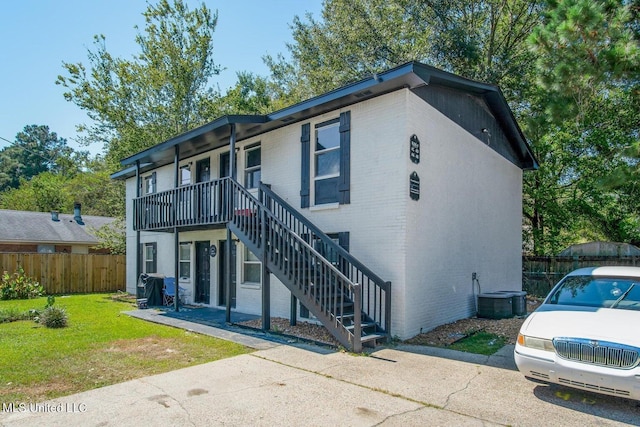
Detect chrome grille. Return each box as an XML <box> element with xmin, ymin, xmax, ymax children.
<box><xmin>553</xmin><ymin>338</ymin><xmax>640</xmax><ymax>369</ymax></box>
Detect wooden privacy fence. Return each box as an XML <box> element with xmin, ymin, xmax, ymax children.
<box><xmin>523</xmin><ymin>256</ymin><xmax>640</xmax><ymax>297</ymax></box>
<box><xmin>0</xmin><ymin>253</ymin><xmax>126</xmax><ymax>295</ymax></box>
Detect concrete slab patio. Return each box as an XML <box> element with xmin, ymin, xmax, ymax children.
<box><xmin>1</xmin><ymin>311</ymin><xmax>638</xmax><ymax>426</ymax></box>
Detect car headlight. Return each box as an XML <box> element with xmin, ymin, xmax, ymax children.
<box><xmin>517</xmin><ymin>334</ymin><xmax>554</xmax><ymax>352</ymax></box>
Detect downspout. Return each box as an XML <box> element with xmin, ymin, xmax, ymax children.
<box><xmin>174</xmin><ymin>145</ymin><xmax>180</xmax><ymax>312</ymax></box>
<box><xmin>226</xmin><ymin>123</ymin><xmax>236</xmax><ymax>323</ymax></box>
<box><xmin>135</xmin><ymin>160</ymin><xmax>141</xmax><ymax>291</ymax></box>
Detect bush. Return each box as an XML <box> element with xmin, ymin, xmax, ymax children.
<box><xmin>0</xmin><ymin>268</ymin><xmax>44</xmax><ymax>300</ymax></box>
<box><xmin>38</xmin><ymin>306</ymin><xmax>68</xmax><ymax>328</ymax></box>
<box><xmin>0</xmin><ymin>307</ymin><xmax>37</xmax><ymax>323</ymax></box>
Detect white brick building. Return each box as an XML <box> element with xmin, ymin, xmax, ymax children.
<box><xmin>112</xmin><ymin>62</ymin><xmax>537</xmax><ymax>350</ymax></box>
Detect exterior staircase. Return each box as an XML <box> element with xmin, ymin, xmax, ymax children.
<box><xmin>132</xmin><ymin>176</ymin><xmax>391</xmax><ymax>352</ymax></box>
<box><xmin>227</xmin><ymin>179</ymin><xmax>391</xmax><ymax>352</ymax></box>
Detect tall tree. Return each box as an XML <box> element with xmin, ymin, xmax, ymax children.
<box><xmin>56</xmin><ymin>0</ymin><xmax>222</xmax><ymax>168</ymax></box>
<box><xmin>262</xmin><ymin>0</ymin><xmax>543</xmax><ymax>105</ymax></box>
<box><xmin>524</xmin><ymin>0</ymin><xmax>640</xmax><ymax>253</ymax></box>
<box><xmin>0</xmin><ymin>125</ymin><xmax>81</xmax><ymax>192</ymax></box>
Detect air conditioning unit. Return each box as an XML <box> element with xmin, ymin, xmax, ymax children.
<box><xmin>477</xmin><ymin>292</ymin><xmax>513</xmax><ymax>319</ymax></box>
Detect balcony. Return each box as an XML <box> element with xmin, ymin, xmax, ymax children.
<box><xmin>133</xmin><ymin>178</ymin><xmax>232</xmax><ymax>231</ymax></box>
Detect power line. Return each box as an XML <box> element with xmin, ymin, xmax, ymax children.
<box><xmin>0</xmin><ymin>135</ymin><xmax>58</xmax><ymax>164</ymax></box>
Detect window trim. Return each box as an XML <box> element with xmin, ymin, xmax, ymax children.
<box><xmin>180</xmin><ymin>164</ymin><xmax>191</xmax><ymax>186</ymax></box>
<box><xmin>244</xmin><ymin>144</ymin><xmax>261</xmax><ymax>190</ymax></box>
<box><xmin>179</xmin><ymin>242</ymin><xmax>191</xmax><ymax>280</ymax></box>
<box><xmin>313</xmin><ymin>119</ymin><xmax>341</xmax><ymax>205</ymax></box>
<box><xmin>144</xmin><ymin>172</ymin><xmax>156</xmax><ymax>195</ymax></box>
<box><xmin>143</xmin><ymin>242</ymin><xmax>157</xmax><ymax>274</ymax></box>
<box><xmin>242</xmin><ymin>245</ymin><xmax>261</xmax><ymax>285</ymax></box>
<box><xmin>301</xmin><ymin>111</ymin><xmax>350</xmax><ymax>208</ymax></box>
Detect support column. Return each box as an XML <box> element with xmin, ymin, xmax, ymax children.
<box><xmin>135</xmin><ymin>161</ymin><xmax>141</xmax><ymax>284</ymax></box>
<box><xmin>225</xmin><ymin>229</ymin><xmax>232</xmax><ymax>323</ymax></box>
<box><xmin>225</xmin><ymin>123</ymin><xmax>236</xmax><ymax>324</ymax></box>
<box><xmin>290</xmin><ymin>294</ymin><xmax>297</xmax><ymax>326</ymax></box>
<box><xmin>174</xmin><ymin>146</ymin><xmax>180</xmax><ymax>312</ymax></box>
<box><xmin>261</xmin><ymin>206</ymin><xmax>270</xmax><ymax>330</ymax></box>
<box><xmin>261</xmin><ymin>265</ymin><xmax>270</xmax><ymax>331</ymax></box>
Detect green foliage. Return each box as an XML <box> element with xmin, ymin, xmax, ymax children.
<box><xmin>264</xmin><ymin>0</ymin><xmax>543</xmax><ymax>103</ymax></box>
<box><xmin>56</xmin><ymin>0</ymin><xmax>223</xmax><ymax>168</ymax></box>
<box><xmin>0</xmin><ymin>307</ymin><xmax>37</xmax><ymax>323</ymax></box>
<box><xmin>37</xmin><ymin>306</ymin><xmax>69</xmax><ymax>329</ymax></box>
<box><xmin>0</xmin><ymin>125</ymin><xmax>85</xmax><ymax>192</ymax></box>
<box><xmin>0</xmin><ymin>268</ymin><xmax>44</xmax><ymax>301</ymax></box>
<box><xmin>523</xmin><ymin>0</ymin><xmax>640</xmax><ymax>253</ymax></box>
<box><xmin>0</xmin><ymin>163</ymin><xmax>124</xmax><ymax>217</ymax></box>
<box><xmin>90</xmin><ymin>217</ymin><xmax>126</xmax><ymax>255</ymax></box>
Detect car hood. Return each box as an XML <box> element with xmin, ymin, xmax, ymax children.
<box><xmin>522</xmin><ymin>305</ymin><xmax>640</xmax><ymax>347</ymax></box>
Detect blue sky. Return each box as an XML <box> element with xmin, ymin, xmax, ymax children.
<box><xmin>0</xmin><ymin>0</ymin><xmax>322</xmax><ymax>155</ymax></box>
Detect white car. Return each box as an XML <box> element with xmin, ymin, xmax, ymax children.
<box><xmin>514</xmin><ymin>266</ymin><xmax>640</xmax><ymax>400</ymax></box>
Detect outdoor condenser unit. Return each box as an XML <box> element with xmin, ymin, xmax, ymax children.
<box><xmin>477</xmin><ymin>292</ymin><xmax>513</xmax><ymax>319</ymax></box>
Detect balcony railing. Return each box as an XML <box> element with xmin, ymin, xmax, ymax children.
<box><xmin>133</xmin><ymin>178</ymin><xmax>231</xmax><ymax>231</ymax></box>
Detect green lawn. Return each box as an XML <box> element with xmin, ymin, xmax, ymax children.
<box><xmin>0</xmin><ymin>294</ymin><xmax>252</xmax><ymax>403</ymax></box>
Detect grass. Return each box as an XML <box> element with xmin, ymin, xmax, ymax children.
<box><xmin>448</xmin><ymin>331</ymin><xmax>506</xmax><ymax>355</ymax></box>
<box><xmin>0</xmin><ymin>294</ymin><xmax>252</xmax><ymax>403</ymax></box>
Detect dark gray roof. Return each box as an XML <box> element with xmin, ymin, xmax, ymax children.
<box><xmin>0</xmin><ymin>209</ymin><xmax>115</xmax><ymax>245</ymax></box>
<box><xmin>112</xmin><ymin>61</ymin><xmax>537</xmax><ymax>180</ymax></box>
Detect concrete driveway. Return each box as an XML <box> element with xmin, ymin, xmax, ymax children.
<box><xmin>1</xmin><ymin>314</ymin><xmax>639</xmax><ymax>426</ymax></box>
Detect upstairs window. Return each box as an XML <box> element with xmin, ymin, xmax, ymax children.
<box><xmin>244</xmin><ymin>145</ymin><xmax>261</xmax><ymax>189</ymax></box>
<box><xmin>144</xmin><ymin>173</ymin><xmax>156</xmax><ymax>194</ymax></box>
<box><xmin>180</xmin><ymin>165</ymin><xmax>191</xmax><ymax>186</ymax></box>
<box><xmin>300</xmin><ymin>111</ymin><xmax>350</xmax><ymax>208</ymax></box>
<box><xmin>314</xmin><ymin>120</ymin><xmax>340</xmax><ymax>204</ymax></box>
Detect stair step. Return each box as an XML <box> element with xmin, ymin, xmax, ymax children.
<box><xmin>360</xmin><ymin>333</ymin><xmax>386</xmax><ymax>344</ymax></box>
<box><xmin>345</xmin><ymin>322</ymin><xmax>376</xmax><ymax>331</ymax></box>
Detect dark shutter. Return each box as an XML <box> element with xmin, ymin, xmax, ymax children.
<box><xmin>300</xmin><ymin>123</ymin><xmax>311</xmax><ymax>208</ymax></box>
<box><xmin>338</xmin><ymin>111</ymin><xmax>351</xmax><ymax>204</ymax></box>
<box><xmin>338</xmin><ymin>232</ymin><xmax>350</xmax><ymax>252</ymax></box>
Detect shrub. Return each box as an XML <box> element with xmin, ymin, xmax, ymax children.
<box><xmin>0</xmin><ymin>307</ymin><xmax>37</xmax><ymax>323</ymax></box>
<box><xmin>0</xmin><ymin>268</ymin><xmax>44</xmax><ymax>300</ymax></box>
<box><xmin>38</xmin><ymin>306</ymin><xmax>68</xmax><ymax>328</ymax></box>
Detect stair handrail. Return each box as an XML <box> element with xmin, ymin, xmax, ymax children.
<box><xmin>229</xmin><ymin>180</ymin><xmax>355</xmax><ymax>287</ymax></box>
<box><xmin>259</xmin><ymin>183</ymin><xmax>390</xmax><ymax>291</ymax></box>
<box><xmin>228</xmin><ymin>178</ymin><xmax>362</xmax><ymax>350</ymax></box>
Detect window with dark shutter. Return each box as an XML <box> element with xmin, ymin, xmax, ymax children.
<box><xmin>314</xmin><ymin>118</ymin><xmax>340</xmax><ymax>205</ymax></box>
<box><xmin>304</xmin><ymin>111</ymin><xmax>351</xmax><ymax>206</ymax></box>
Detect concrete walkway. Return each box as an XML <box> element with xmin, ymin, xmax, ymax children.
<box><xmin>1</xmin><ymin>311</ymin><xmax>638</xmax><ymax>426</ymax></box>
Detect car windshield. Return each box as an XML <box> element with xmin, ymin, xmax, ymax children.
<box><xmin>547</xmin><ymin>275</ymin><xmax>640</xmax><ymax>310</ymax></box>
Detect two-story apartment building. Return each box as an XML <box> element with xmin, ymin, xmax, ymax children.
<box><xmin>112</xmin><ymin>62</ymin><xmax>537</xmax><ymax>351</ymax></box>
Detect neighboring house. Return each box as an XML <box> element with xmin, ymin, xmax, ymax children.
<box><xmin>112</xmin><ymin>61</ymin><xmax>537</xmax><ymax>351</ymax></box>
<box><xmin>0</xmin><ymin>205</ymin><xmax>115</xmax><ymax>254</ymax></box>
